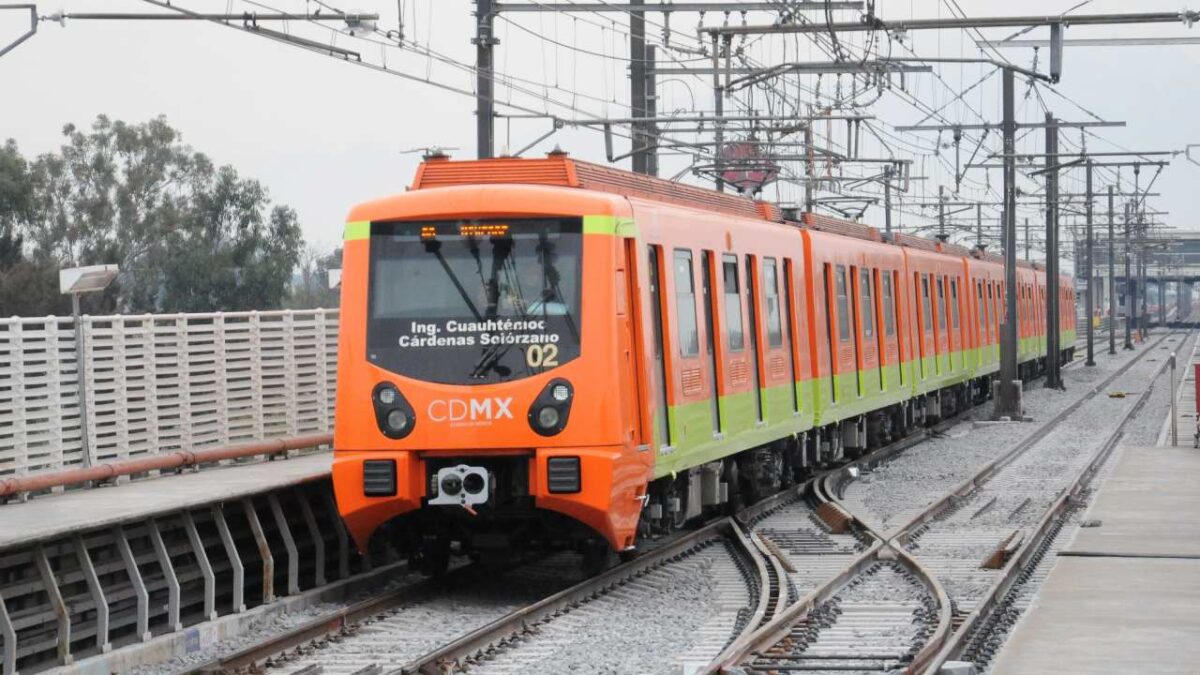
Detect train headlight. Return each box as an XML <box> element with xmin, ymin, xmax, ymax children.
<box><xmin>372</xmin><ymin>383</ymin><xmax>416</xmax><ymax>439</ymax></box>
<box><xmin>536</xmin><ymin>405</ymin><xmax>560</xmax><ymax>429</ymax></box>
<box><xmin>386</xmin><ymin>409</ymin><xmax>410</xmax><ymax>432</ymax></box>
<box><xmin>528</xmin><ymin>378</ymin><xmax>573</xmax><ymax>436</ymax></box>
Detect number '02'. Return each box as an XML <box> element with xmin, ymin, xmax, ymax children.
<box><xmin>526</xmin><ymin>343</ymin><xmax>559</xmax><ymax>368</ymax></box>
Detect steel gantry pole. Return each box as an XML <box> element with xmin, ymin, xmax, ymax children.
<box><xmin>1044</xmin><ymin>114</ymin><xmax>1062</xmax><ymax>389</ymax></box>
<box><xmin>474</xmin><ymin>0</ymin><xmax>497</xmax><ymax>159</ymax></box>
<box><xmin>712</xmin><ymin>33</ymin><xmax>726</xmax><ymax>192</ymax></box>
<box><xmin>645</xmin><ymin>45</ymin><xmax>659</xmax><ymax>176</ymax></box>
<box><xmin>1124</xmin><ymin>201</ymin><xmax>1135</xmax><ymax>350</ymax></box>
<box><xmin>1108</xmin><ymin>185</ymin><xmax>1117</xmax><ymax>355</ymax></box>
<box><xmin>976</xmin><ymin>202</ymin><xmax>984</xmax><ymax>248</ymax></box>
<box><xmin>884</xmin><ymin>165</ymin><xmax>894</xmax><ymax>236</ymax></box>
<box><xmin>996</xmin><ymin>68</ymin><xmax>1023</xmax><ymax>419</ymax></box>
<box><xmin>630</xmin><ymin>0</ymin><xmax>648</xmax><ymax>174</ymax></box>
<box><xmin>1085</xmin><ymin>161</ymin><xmax>1095</xmax><ymax>365</ymax></box>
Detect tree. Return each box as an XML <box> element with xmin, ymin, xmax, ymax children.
<box><xmin>2</xmin><ymin>115</ymin><xmax>306</xmax><ymax>315</ymax></box>
<box><xmin>288</xmin><ymin>245</ymin><xmax>343</xmax><ymax>309</ymax></box>
<box><xmin>0</xmin><ymin>140</ymin><xmax>59</xmax><ymax>316</ymax></box>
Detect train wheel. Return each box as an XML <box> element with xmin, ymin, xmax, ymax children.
<box><xmin>413</xmin><ymin>538</ymin><xmax>450</xmax><ymax>577</ymax></box>
<box><xmin>582</xmin><ymin>540</ymin><xmax>618</xmax><ymax>576</ymax></box>
<box><xmin>724</xmin><ymin>458</ymin><xmax>741</xmax><ymax>516</ymax></box>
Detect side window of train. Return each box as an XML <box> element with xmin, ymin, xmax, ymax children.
<box><xmin>936</xmin><ymin>277</ymin><xmax>947</xmax><ymax>331</ymax></box>
<box><xmin>722</xmin><ymin>254</ymin><xmax>744</xmax><ymax>351</ymax></box>
<box><xmin>859</xmin><ymin>267</ymin><xmax>875</xmax><ymax>339</ymax></box>
<box><xmin>988</xmin><ymin>282</ymin><xmax>998</xmax><ymax>326</ymax></box>
<box><xmin>764</xmin><ymin>258</ymin><xmax>783</xmax><ymax>347</ymax></box>
<box><xmin>835</xmin><ymin>265</ymin><xmax>850</xmax><ymax>341</ymax></box>
<box><xmin>950</xmin><ymin>278</ymin><xmax>960</xmax><ymax>330</ymax></box>
<box><xmin>882</xmin><ymin>271</ymin><xmax>896</xmax><ymax>336</ymax></box>
<box><xmin>977</xmin><ymin>281</ymin><xmax>986</xmax><ymax>339</ymax></box>
<box><xmin>921</xmin><ymin>274</ymin><xmax>933</xmax><ymax>333</ymax></box>
<box><xmin>673</xmin><ymin>250</ymin><xmax>700</xmax><ymax>357</ymax></box>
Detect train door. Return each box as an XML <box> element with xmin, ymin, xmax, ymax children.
<box><xmin>646</xmin><ymin>245</ymin><xmax>671</xmax><ymax>448</ymax></box>
<box><xmin>619</xmin><ymin>239</ymin><xmax>647</xmax><ymax>449</ymax></box>
<box><xmin>701</xmin><ymin>251</ymin><xmax>721</xmax><ymax>436</ymax></box>
<box><xmin>746</xmin><ymin>255</ymin><xmax>764</xmax><ymax>422</ymax></box>
<box><xmin>916</xmin><ymin>272</ymin><xmax>930</xmax><ymax>380</ymax></box>
<box><xmin>881</xmin><ymin>269</ymin><xmax>900</xmax><ymax>388</ymax></box>
<box><xmin>721</xmin><ymin>254</ymin><xmax>749</xmax><ymax>423</ymax></box>
<box><xmin>950</xmin><ymin>277</ymin><xmax>962</xmax><ymax>371</ymax></box>
<box><xmin>935</xmin><ymin>276</ymin><xmax>948</xmax><ymax>373</ymax></box>
<box><xmin>976</xmin><ymin>280</ymin><xmax>987</xmax><ymax>366</ymax></box>
<box><xmin>857</xmin><ymin>267</ymin><xmax>881</xmax><ymax>393</ymax></box>
<box><xmin>834</xmin><ymin>264</ymin><xmax>855</xmax><ymax>400</ymax></box>
<box><xmin>763</xmin><ymin>258</ymin><xmax>794</xmax><ymax>414</ymax></box>
<box><xmin>782</xmin><ymin>259</ymin><xmax>801</xmax><ymax>414</ymax></box>
<box><xmin>824</xmin><ymin>264</ymin><xmax>839</xmax><ymax>404</ymax></box>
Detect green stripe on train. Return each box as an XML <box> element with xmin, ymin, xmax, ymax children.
<box><xmin>344</xmin><ymin>221</ymin><xmax>370</xmax><ymax>241</ymax></box>
<box><xmin>583</xmin><ymin>215</ymin><xmax>638</xmax><ymax>237</ymax></box>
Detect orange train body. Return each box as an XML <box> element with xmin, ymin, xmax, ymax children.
<box><xmin>332</xmin><ymin>154</ymin><xmax>1075</xmax><ymax>565</ymax></box>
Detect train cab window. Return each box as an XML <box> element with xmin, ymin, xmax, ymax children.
<box><xmin>722</xmin><ymin>255</ymin><xmax>745</xmax><ymax>351</ymax></box>
<box><xmin>764</xmin><ymin>258</ymin><xmax>783</xmax><ymax>348</ymax></box>
<box><xmin>835</xmin><ymin>265</ymin><xmax>850</xmax><ymax>341</ymax></box>
<box><xmin>936</xmin><ymin>277</ymin><xmax>947</xmax><ymax>331</ymax></box>
<box><xmin>881</xmin><ymin>272</ymin><xmax>895</xmax><ymax>336</ymax></box>
<box><xmin>859</xmin><ymin>268</ymin><xmax>876</xmax><ymax>339</ymax></box>
<box><xmin>673</xmin><ymin>250</ymin><xmax>700</xmax><ymax>357</ymax></box>
<box><xmin>366</xmin><ymin>217</ymin><xmax>581</xmax><ymax>385</ymax></box>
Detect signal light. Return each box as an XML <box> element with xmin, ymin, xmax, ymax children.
<box><xmin>528</xmin><ymin>378</ymin><xmax>573</xmax><ymax>436</ymax></box>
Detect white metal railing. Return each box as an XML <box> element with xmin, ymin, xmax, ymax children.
<box><xmin>0</xmin><ymin>309</ymin><xmax>339</xmax><ymax>477</ymax></box>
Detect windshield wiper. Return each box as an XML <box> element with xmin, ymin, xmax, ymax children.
<box><xmin>426</xmin><ymin>241</ymin><xmax>484</xmax><ymax>321</ymax></box>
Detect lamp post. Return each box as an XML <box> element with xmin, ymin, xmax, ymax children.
<box><xmin>59</xmin><ymin>264</ymin><xmax>119</xmax><ymax>469</ymax></box>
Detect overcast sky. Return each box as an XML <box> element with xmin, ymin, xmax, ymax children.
<box><xmin>2</xmin><ymin>1</ymin><xmax>1197</xmax><ymax>256</ymax></box>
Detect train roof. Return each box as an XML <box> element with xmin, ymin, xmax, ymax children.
<box><xmin>409</xmin><ymin>153</ymin><xmax>1046</xmax><ymax>270</ymax></box>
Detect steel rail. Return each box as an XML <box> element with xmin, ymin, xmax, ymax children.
<box><xmin>889</xmin><ymin>330</ymin><xmax>1179</xmax><ymax>673</ymax></box>
<box><xmin>888</xmin><ymin>331</ymin><xmax>1176</xmax><ymax>549</ymax></box>
<box><xmin>922</xmin><ymin>331</ymin><xmax>1190</xmax><ymax>672</ymax></box>
<box><xmin>395</xmin><ymin>405</ymin><xmax>981</xmax><ymax>675</ymax></box>
<box><xmin>711</xmin><ymin>335</ymin><xmax>1170</xmax><ymax>673</ymax></box>
<box><xmin>707</xmin><ymin>409</ymin><xmax>980</xmax><ymax>673</ymax></box>
<box><xmin>181</xmin><ymin>562</ymin><xmax>466</xmax><ymax>675</ymax></box>
<box><xmin>164</xmin><ymin>347</ymin><xmax>1091</xmax><ymax>674</ymax></box>
<box><xmin>393</xmin><ymin>518</ymin><xmax>745</xmax><ymax>675</ymax></box>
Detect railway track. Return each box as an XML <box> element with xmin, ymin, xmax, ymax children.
<box><xmin>713</xmin><ymin>329</ymin><xmax>1187</xmax><ymax>675</ymax></box>
<box><xmin>182</xmin><ymin>402</ymin><xmax>977</xmax><ymax>674</ymax></box>
<box><xmin>177</xmin><ymin>338</ymin><xmax>1147</xmax><ymax>675</ymax></box>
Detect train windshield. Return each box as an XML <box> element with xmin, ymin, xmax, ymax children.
<box><xmin>367</xmin><ymin>217</ymin><xmax>583</xmax><ymax>384</ymax></box>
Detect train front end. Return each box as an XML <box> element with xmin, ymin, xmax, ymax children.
<box><xmin>332</xmin><ymin>174</ymin><xmax>649</xmax><ymax>571</ymax></box>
